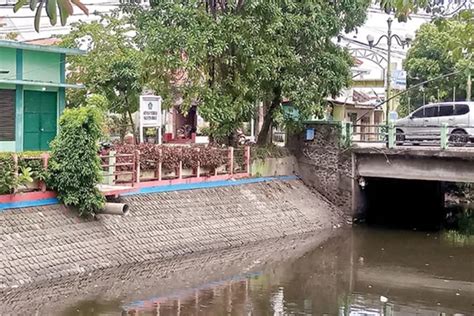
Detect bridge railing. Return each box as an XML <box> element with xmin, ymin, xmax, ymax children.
<box><xmin>342</xmin><ymin>122</ymin><xmax>474</xmax><ymax>149</ymax></box>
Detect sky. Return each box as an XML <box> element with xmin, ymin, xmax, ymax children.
<box><xmin>0</xmin><ymin>1</ymin><xmax>432</xmax><ymax>87</ymax></box>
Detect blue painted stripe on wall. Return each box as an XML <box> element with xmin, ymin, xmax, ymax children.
<box><xmin>125</xmin><ymin>175</ymin><xmax>298</xmax><ymax>196</ymax></box>
<box><xmin>0</xmin><ymin>198</ymin><xmax>59</xmax><ymax>211</ymax></box>
<box><xmin>0</xmin><ymin>176</ymin><xmax>298</xmax><ymax>211</ymax></box>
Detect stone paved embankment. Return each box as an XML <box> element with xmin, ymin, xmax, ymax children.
<box><xmin>0</xmin><ymin>179</ymin><xmax>342</xmax><ymax>292</ymax></box>
<box><xmin>1</xmin><ymin>230</ymin><xmax>345</xmax><ymax>315</ymax></box>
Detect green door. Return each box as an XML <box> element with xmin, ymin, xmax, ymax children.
<box><xmin>24</xmin><ymin>91</ymin><xmax>57</xmax><ymax>151</ymax></box>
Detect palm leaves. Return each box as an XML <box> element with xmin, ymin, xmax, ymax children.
<box><xmin>13</xmin><ymin>0</ymin><xmax>89</xmax><ymax>32</ymax></box>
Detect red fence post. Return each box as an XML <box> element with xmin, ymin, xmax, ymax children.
<box><xmin>244</xmin><ymin>146</ymin><xmax>251</xmax><ymax>175</ymax></box>
<box><xmin>228</xmin><ymin>147</ymin><xmax>234</xmax><ymax>175</ymax></box>
<box><xmin>134</xmin><ymin>150</ymin><xmax>141</xmax><ymax>185</ymax></box>
<box><xmin>178</xmin><ymin>161</ymin><xmax>183</xmax><ymax>179</ymax></box>
<box><xmin>156</xmin><ymin>148</ymin><xmax>162</xmax><ymax>181</ymax></box>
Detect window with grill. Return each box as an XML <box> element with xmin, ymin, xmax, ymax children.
<box><xmin>0</xmin><ymin>89</ymin><xmax>15</xmax><ymax>141</ymax></box>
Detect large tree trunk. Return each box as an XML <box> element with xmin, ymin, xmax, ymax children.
<box><xmin>257</xmin><ymin>88</ymin><xmax>281</xmax><ymax>145</ymax></box>
<box><xmin>127</xmin><ymin>109</ymin><xmax>138</xmax><ymax>144</ymax></box>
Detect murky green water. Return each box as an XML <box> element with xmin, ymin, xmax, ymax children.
<box><xmin>50</xmin><ymin>228</ymin><xmax>474</xmax><ymax>315</ymax></box>
<box><xmin>4</xmin><ymin>227</ymin><xmax>473</xmax><ymax>315</ymax></box>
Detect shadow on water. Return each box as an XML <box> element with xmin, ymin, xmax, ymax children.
<box><xmin>362</xmin><ymin>178</ymin><xmax>446</xmax><ymax>231</ymax></box>
<box><xmin>2</xmin><ymin>227</ymin><xmax>473</xmax><ymax>315</ymax></box>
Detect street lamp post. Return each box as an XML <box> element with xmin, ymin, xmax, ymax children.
<box><xmin>367</xmin><ymin>18</ymin><xmax>413</xmax><ymax>123</ymax></box>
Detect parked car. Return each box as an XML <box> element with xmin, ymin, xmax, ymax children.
<box><xmin>395</xmin><ymin>102</ymin><xmax>474</xmax><ymax>144</ymax></box>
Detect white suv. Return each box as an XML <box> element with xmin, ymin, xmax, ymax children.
<box><xmin>395</xmin><ymin>102</ymin><xmax>474</xmax><ymax>144</ymax></box>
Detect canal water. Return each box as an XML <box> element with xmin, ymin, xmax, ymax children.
<box><xmin>28</xmin><ymin>227</ymin><xmax>469</xmax><ymax>316</ymax></box>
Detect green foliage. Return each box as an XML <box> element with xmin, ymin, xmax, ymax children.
<box><xmin>375</xmin><ymin>0</ymin><xmax>430</xmax><ymax>21</ymax></box>
<box><xmin>250</xmin><ymin>144</ymin><xmax>290</xmax><ymax>162</ymax></box>
<box><xmin>18</xmin><ymin>156</ymin><xmax>48</xmax><ymax>182</ymax></box>
<box><xmin>0</xmin><ymin>153</ymin><xmax>16</xmax><ymax>194</ymax></box>
<box><xmin>47</xmin><ymin>105</ymin><xmax>105</xmax><ymax>216</ymax></box>
<box><xmin>132</xmin><ymin>0</ymin><xmax>370</xmax><ymax>144</ymax></box>
<box><xmin>14</xmin><ymin>0</ymin><xmax>88</xmax><ymax>32</ymax></box>
<box><xmin>458</xmin><ymin>209</ymin><xmax>474</xmax><ymax>235</ymax></box>
<box><xmin>401</xmin><ymin>12</ymin><xmax>474</xmax><ymax>113</ymax></box>
<box><xmin>17</xmin><ymin>167</ymin><xmax>34</xmax><ymax>187</ymax></box>
<box><xmin>60</xmin><ymin>13</ymin><xmax>141</xmax><ymax>138</ymax></box>
<box><xmin>0</xmin><ymin>153</ymin><xmax>38</xmax><ymax>194</ymax></box>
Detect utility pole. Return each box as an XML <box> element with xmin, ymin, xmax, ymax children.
<box><xmin>467</xmin><ymin>72</ymin><xmax>471</xmax><ymax>102</ymax></box>
<box><xmin>385</xmin><ymin>18</ymin><xmax>392</xmax><ymax>124</ymax></box>
<box><xmin>367</xmin><ymin>18</ymin><xmax>412</xmax><ymax>123</ymax></box>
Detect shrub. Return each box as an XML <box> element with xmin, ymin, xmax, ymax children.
<box><xmin>138</xmin><ymin>143</ymin><xmax>161</xmax><ymax>170</ymax></box>
<box><xmin>47</xmin><ymin>106</ymin><xmax>105</xmax><ymax>216</ymax></box>
<box><xmin>106</xmin><ymin>143</ymin><xmax>228</xmax><ymax>172</ymax></box>
<box><xmin>18</xmin><ymin>152</ymin><xmax>48</xmax><ymax>182</ymax></box>
<box><xmin>250</xmin><ymin>144</ymin><xmax>290</xmax><ymax>162</ymax></box>
<box><xmin>0</xmin><ymin>153</ymin><xmax>15</xmax><ymax>194</ymax></box>
<box><xmin>198</xmin><ymin>146</ymin><xmax>227</xmax><ymax>170</ymax></box>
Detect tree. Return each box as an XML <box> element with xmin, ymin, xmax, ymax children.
<box><xmin>133</xmin><ymin>0</ymin><xmax>370</xmax><ymax>145</ymax></box>
<box><xmin>47</xmin><ymin>97</ymin><xmax>105</xmax><ymax>217</ymax></box>
<box><xmin>60</xmin><ymin>12</ymin><xmax>143</xmax><ymax>140</ymax></box>
<box><xmin>400</xmin><ymin>12</ymin><xmax>474</xmax><ymax>115</ymax></box>
<box><xmin>15</xmin><ymin>0</ymin><xmax>456</xmax><ymax>32</ymax></box>
<box><xmin>13</xmin><ymin>0</ymin><xmax>88</xmax><ymax>32</ymax></box>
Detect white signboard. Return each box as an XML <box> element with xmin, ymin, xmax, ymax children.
<box><xmin>139</xmin><ymin>95</ymin><xmax>162</xmax><ymax>143</ymax></box>
<box><xmin>391</xmin><ymin>70</ymin><xmax>407</xmax><ymax>90</ymax></box>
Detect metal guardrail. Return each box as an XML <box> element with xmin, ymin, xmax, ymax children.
<box><xmin>341</xmin><ymin>122</ymin><xmax>474</xmax><ymax>149</ymax></box>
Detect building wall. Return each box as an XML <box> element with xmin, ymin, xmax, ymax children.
<box><xmin>0</xmin><ymin>47</ymin><xmax>16</xmax><ymax>80</ymax></box>
<box><xmin>0</xmin><ymin>47</ymin><xmax>65</xmax><ymax>152</ymax></box>
<box><xmin>23</xmin><ymin>50</ymin><xmax>60</xmax><ymax>83</ymax></box>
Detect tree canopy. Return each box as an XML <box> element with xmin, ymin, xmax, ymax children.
<box><xmin>60</xmin><ymin>12</ymin><xmax>142</xmax><ymax>139</ymax></box>
<box><xmin>13</xmin><ymin>0</ymin><xmax>88</xmax><ymax>32</ymax></box>
<box><xmin>400</xmin><ymin>11</ymin><xmax>474</xmax><ymax>115</ymax></box>
<box><xmin>132</xmin><ymin>0</ymin><xmax>370</xmax><ymax>143</ymax></box>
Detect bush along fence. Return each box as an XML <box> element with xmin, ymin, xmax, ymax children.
<box><xmin>0</xmin><ymin>145</ymin><xmax>251</xmax><ymax>198</ymax></box>
<box><xmin>0</xmin><ymin>152</ymin><xmax>49</xmax><ymax>195</ymax></box>
<box><xmin>99</xmin><ymin>144</ymin><xmax>251</xmax><ymax>186</ymax></box>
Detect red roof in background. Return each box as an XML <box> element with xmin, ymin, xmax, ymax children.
<box><xmin>352</xmin><ymin>90</ymin><xmax>371</xmax><ymax>103</ymax></box>
<box><xmin>23</xmin><ymin>37</ymin><xmax>61</xmax><ymax>46</ymax></box>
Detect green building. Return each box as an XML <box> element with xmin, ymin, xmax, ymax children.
<box><xmin>0</xmin><ymin>40</ymin><xmax>84</xmax><ymax>152</ymax></box>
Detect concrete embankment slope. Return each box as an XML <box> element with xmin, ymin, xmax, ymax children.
<box><xmin>0</xmin><ymin>178</ymin><xmax>342</xmax><ymax>290</ymax></box>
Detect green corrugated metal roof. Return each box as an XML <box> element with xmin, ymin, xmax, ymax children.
<box><xmin>0</xmin><ymin>40</ymin><xmax>85</xmax><ymax>55</ymax></box>
<box><xmin>0</xmin><ymin>79</ymin><xmax>84</xmax><ymax>89</ymax></box>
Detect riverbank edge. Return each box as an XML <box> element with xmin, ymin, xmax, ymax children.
<box><xmin>1</xmin><ymin>178</ymin><xmax>344</xmax><ymax>291</ymax></box>
<box><xmin>1</xmin><ymin>229</ymin><xmax>346</xmax><ymax>315</ymax></box>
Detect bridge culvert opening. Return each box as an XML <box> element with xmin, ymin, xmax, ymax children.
<box><xmin>362</xmin><ymin>178</ymin><xmax>445</xmax><ymax>230</ymax></box>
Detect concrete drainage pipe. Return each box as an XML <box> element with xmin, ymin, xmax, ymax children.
<box><xmin>97</xmin><ymin>203</ymin><xmax>130</xmax><ymax>216</ymax></box>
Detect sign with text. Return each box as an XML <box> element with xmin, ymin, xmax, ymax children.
<box><xmin>391</xmin><ymin>70</ymin><xmax>407</xmax><ymax>91</ymax></box>
<box><xmin>140</xmin><ymin>95</ymin><xmax>162</xmax><ymax>127</ymax></box>
<box><xmin>139</xmin><ymin>95</ymin><xmax>162</xmax><ymax>144</ymax></box>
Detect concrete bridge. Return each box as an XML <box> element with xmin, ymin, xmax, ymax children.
<box><xmin>354</xmin><ymin>146</ymin><xmax>474</xmax><ymax>183</ymax></box>
<box><xmin>289</xmin><ymin>121</ymin><xmax>474</xmax><ymax>223</ymax></box>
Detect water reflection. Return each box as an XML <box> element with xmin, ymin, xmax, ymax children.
<box><xmin>2</xmin><ymin>227</ymin><xmax>473</xmax><ymax>315</ymax></box>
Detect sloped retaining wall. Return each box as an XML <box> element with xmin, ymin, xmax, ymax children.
<box><xmin>1</xmin><ymin>230</ymin><xmax>345</xmax><ymax>315</ymax></box>
<box><xmin>0</xmin><ymin>178</ymin><xmax>342</xmax><ymax>292</ymax></box>
<box><xmin>250</xmin><ymin>156</ymin><xmax>299</xmax><ymax>177</ymax></box>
